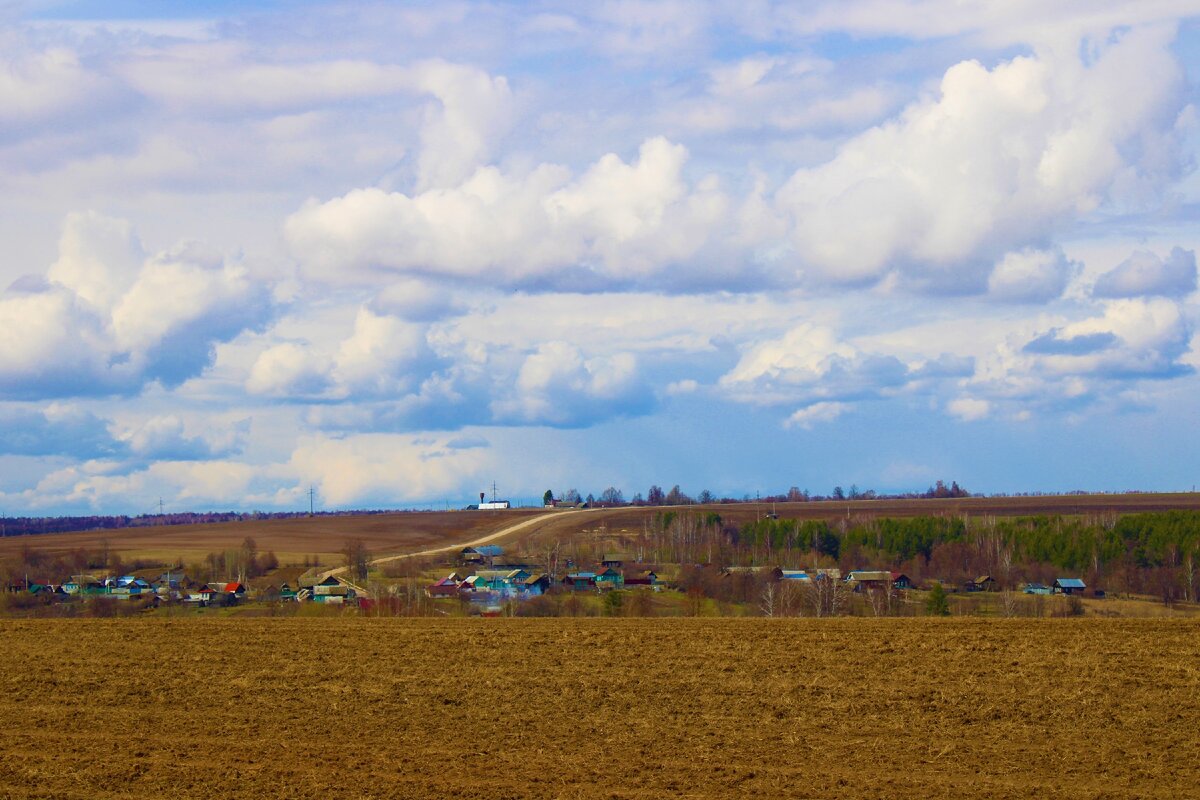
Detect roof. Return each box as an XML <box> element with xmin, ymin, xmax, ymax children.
<box><xmin>1055</xmin><ymin>578</ymin><xmax>1087</xmax><ymax>588</ymax></box>
<box><xmin>566</xmin><ymin>572</ymin><xmax>596</xmax><ymax>580</ymax></box>
<box><xmin>464</xmin><ymin>545</ymin><xmax>504</xmax><ymax>557</ymax></box>
<box><xmin>602</xmin><ymin>553</ymin><xmax>634</xmax><ymax>562</ymax></box>
<box><xmin>779</xmin><ymin>570</ymin><xmax>810</xmax><ymax>580</ymax></box>
<box><xmin>847</xmin><ymin>571</ymin><xmax>891</xmax><ymax>582</ymax></box>
<box><xmin>975</xmin><ymin>575</ymin><xmax>995</xmax><ymax>583</ymax></box>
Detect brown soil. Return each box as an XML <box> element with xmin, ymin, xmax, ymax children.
<box><xmin>0</xmin><ymin>508</ymin><xmax>546</xmax><ymax>565</ymax></box>
<box><xmin>0</xmin><ymin>618</ymin><xmax>1197</xmax><ymax>798</ymax></box>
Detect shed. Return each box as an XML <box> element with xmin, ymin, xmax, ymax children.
<box><xmin>601</xmin><ymin>553</ymin><xmax>634</xmax><ymax>568</ymax></box>
<box><xmin>1053</xmin><ymin>578</ymin><xmax>1086</xmax><ymax>595</ymax></box>
<box><xmin>1023</xmin><ymin>582</ymin><xmax>1052</xmax><ymax>595</ymax></box>
<box><xmin>461</xmin><ymin>545</ymin><xmax>504</xmax><ymax>564</ymax></box>
<box><xmin>779</xmin><ymin>570</ymin><xmax>812</xmax><ymax>582</ymax></box>
<box><xmin>890</xmin><ymin>572</ymin><xmax>913</xmax><ymax>590</ymax></box>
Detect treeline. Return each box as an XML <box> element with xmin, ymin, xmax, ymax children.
<box><xmin>0</xmin><ymin>508</ymin><xmax>407</xmax><ymax>538</ymax></box>
<box><xmin>612</xmin><ymin>510</ymin><xmax>1200</xmax><ymax>602</ymax></box>
<box><xmin>550</xmin><ymin>480</ymin><xmax>970</xmax><ymax>507</ymax></box>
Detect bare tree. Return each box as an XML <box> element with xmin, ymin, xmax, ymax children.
<box><xmin>341</xmin><ymin>538</ymin><xmax>370</xmax><ymax>582</ymax></box>
<box><xmin>760</xmin><ymin>581</ymin><xmax>777</xmax><ymax>617</ymax></box>
<box><xmin>804</xmin><ymin>576</ymin><xmax>848</xmax><ymax>617</ymax></box>
<box><xmin>1000</xmin><ymin>589</ymin><xmax>1018</xmax><ymax>617</ymax></box>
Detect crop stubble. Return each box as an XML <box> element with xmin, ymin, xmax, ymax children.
<box><xmin>0</xmin><ymin>618</ymin><xmax>1197</xmax><ymax>799</ymax></box>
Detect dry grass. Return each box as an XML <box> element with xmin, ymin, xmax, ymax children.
<box><xmin>1</xmin><ymin>618</ymin><xmax>1197</xmax><ymax>798</ymax></box>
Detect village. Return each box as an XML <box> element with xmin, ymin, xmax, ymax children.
<box><xmin>3</xmin><ymin>541</ymin><xmax>1096</xmax><ymax>617</ymax></box>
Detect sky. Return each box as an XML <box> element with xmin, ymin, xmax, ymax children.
<box><xmin>2</xmin><ymin>0</ymin><xmax>1200</xmax><ymax>514</ymax></box>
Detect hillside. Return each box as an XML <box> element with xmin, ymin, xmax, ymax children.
<box><xmin>0</xmin><ymin>507</ymin><xmax>547</xmax><ymax>566</ymax></box>
<box><xmin>5</xmin><ymin>493</ymin><xmax>1200</xmax><ymax>568</ymax></box>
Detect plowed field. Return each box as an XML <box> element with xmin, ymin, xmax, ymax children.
<box><xmin>1</xmin><ymin>619</ymin><xmax>1197</xmax><ymax>798</ymax></box>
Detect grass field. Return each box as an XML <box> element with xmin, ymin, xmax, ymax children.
<box><xmin>1</xmin><ymin>618</ymin><xmax>1197</xmax><ymax>798</ymax></box>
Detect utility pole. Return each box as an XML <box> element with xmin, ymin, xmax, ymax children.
<box><xmin>309</xmin><ymin>485</ymin><xmax>315</xmax><ymax>516</ymax></box>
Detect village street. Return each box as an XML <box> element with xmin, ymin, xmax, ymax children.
<box><xmin>317</xmin><ymin>509</ymin><xmax>591</xmax><ymax>590</ymax></box>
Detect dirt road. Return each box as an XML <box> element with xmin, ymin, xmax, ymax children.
<box><xmin>320</xmin><ymin>509</ymin><xmax>584</xmax><ymax>581</ymax></box>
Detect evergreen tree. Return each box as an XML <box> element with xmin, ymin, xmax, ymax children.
<box><xmin>926</xmin><ymin>582</ymin><xmax>950</xmax><ymax>616</ymax></box>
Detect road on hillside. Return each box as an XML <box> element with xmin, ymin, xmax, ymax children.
<box><xmin>320</xmin><ymin>509</ymin><xmax>586</xmax><ymax>583</ymax></box>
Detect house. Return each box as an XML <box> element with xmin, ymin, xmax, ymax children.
<box><xmin>965</xmin><ymin>575</ymin><xmax>997</xmax><ymax>592</ymax></box>
<box><xmin>186</xmin><ymin>584</ymin><xmax>227</xmax><ymax>605</ymax></box>
<box><xmin>110</xmin><ymin>578</ymin><xmax>153</xmax><ymax>599</ymax></box>
<box><xmin>154</xmin><ymin>572</ymin><xmax>187</xmax><ymax>590</ymax></box>
<box><xmin>461</xmin><ymin>545</ymin><xmax>504</xmax><ymax>565</ymax></box>
<box><xmin>890</xmin><ymin>572</ymin><xmax>913</xmax><ymax>590</ymax></box>
<box><xmin>313</xmin><ymin>577</ymin><xmax>355</xmax><ymax>603</ymax></box>
<box><xmin>1023</xmin><ymin>583</ymin><xmax>1052</xmax><ymax>595</ymax></box>
<box><xmin>472</xmin><ymin>569</ymin><xmax>530</xmax><ymax>593</ymax></box>
<box><xmin>563</xmin><ymin>572</ymin><xmax>596</xmax><ymax>590</ymax></box>
<box><xmin>846</xmin><ymin>571</ymin><xmax>892</xmax><ymax>592</ymax></box>
<box><xmin>522</xmin><ymin>574</ymin><xmax>552</xmax><ymax>595</ymax></box>
<box><xmin>425</xmin><ymin>574</ymin><xmax>464</xmax><ymax>598</ymax></box>
<box><xmin>601</xmin><ymin>553</ymin><xmax>634</xmax><ymax>568</ymax></box>
<box><xmin>594</xmin><ymin>566</ymin><xmax>624</xmax><ymax>589</ymax></box>
<box><xmin>624</xmin><ymin>569</ymin><xmax>659</xmax><ymax>587</ymax></box>
<box><xmin>1053</xmin><ymin>578</ymin><xmax>1086</xmax><ymax>595</ymax></box>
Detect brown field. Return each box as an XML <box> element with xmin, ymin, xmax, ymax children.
<box><xmin>1</xmin><ymin>618</ymin><xmax>1198</xmax><ymax>799</ymax></box>
<box><xmin>5</xmin><ymin>492</ymin><xmax>1199</xmax><ymax>568</ymax></box>
<box><xmin>534</xmin><ymin>491</ymin><xmax>1200</xmax><ymax>535</ymax></box>
<box><xmin>0</xmin><ymin>508</ymin><xmax>546</xmax><ymax>566</ymax></box>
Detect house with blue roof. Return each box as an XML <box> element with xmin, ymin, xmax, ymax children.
<box><xmin>1053</xmin><ymin>578</ymin><xmax>1086</xmax><ymax>595</ymax></box>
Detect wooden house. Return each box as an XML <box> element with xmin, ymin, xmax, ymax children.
<box><xmin>460</xmin><ymin>545</ymin><xmax>504</xmax><ymax>565</ymax></box>
<box><xmin>846</xmin><ymin>571</ymin><xmax>892</xmax><ymax>592</ymax></box>
<box><xmin>425</xmin><ymin>574</ymin><xmax>464</xmax><ymax>598</ymax></box>
<box><xmin>965</xmin><ymin>575</ymin><xmax>997</xmax><ymax>592</ymax></box>
<box><xmin>889</xmin><ymin>572</ymin><xmax>913</xmax><ymax>590</ymax></box>
<box><xmin>594</xmin><ymin>566</ymin><xmax>624</xmax><ymax>589</ymax></box>
<box><xmin>601</xmin><ymin>553</ymin><xmax>634</xmax><ymax>568</ymax></box>
<box><xmin>522</xmin><ymin>574</ymin><xmax>552</xmax><ymax>594</ymax></box>
<box><xmin>623</xmin><ymin>569</ymin><xmax>659</xmax><ymax>587</ymax></box>
<box><xmin>563</xmin><ymin>572</ymin><xmax>596</xmax><ymax>591</ymax></box>
<box><xmin>1053</xmin><ymin>578</ymin><xmax>1086</xmax><ymax>595</ymax></box>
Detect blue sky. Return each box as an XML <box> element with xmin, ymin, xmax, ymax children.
<box><xmin>1</xmin><ymin>0</ymin><xmax>1199</xmax><ymax>514</ymax></box>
